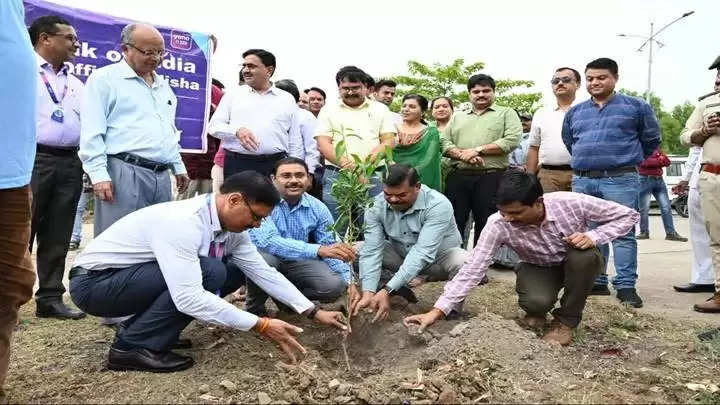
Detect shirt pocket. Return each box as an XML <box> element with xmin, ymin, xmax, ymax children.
<box><xmin>488</xmin><ymin>120</ymin><xmax>505</xmax><ymax>139</ymax></box>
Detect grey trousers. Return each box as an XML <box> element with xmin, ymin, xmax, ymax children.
<box><xmin>246</xmin><ymin>252</ymin><xmax>345</xmax><ymax>315</ymax></box>
<box><xmin>373</xmin><ymin>242</ymin><xmax>467</xmax><ymax>285</ymax></box>
<box><xmin>94</xmin><ymin>157</ymin><xmax>172</xmax><ymax>324</ymax></box>
<box><xmin>515</xmin><ymin>247</ymin><xmax>604</xmax><ymax>328</ymax></box>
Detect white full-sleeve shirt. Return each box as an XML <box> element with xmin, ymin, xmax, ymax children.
<box><xmin>73</xmin><ymin>193</ymin><xmax>314</xmax><ymax>330</ymax></box>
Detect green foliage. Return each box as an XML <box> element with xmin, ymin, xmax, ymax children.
<box><xmin>389</xmin><ymin>58</ymin><xmax>542</xmax><ymax>115</ymax></box>
<box><xmin>619</xmin><ymin>89</ymin><xmax>692</xmax><ymax>155</ymax></box>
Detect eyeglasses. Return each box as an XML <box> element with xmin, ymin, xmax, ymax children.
<box><xmin>124</xmin><ymin>43</ymin><xmax>168</xmax><ymax>58</ymax></box>
<box><xmin>47</xmin><ymin>33</ymin><xmax>80</xmax><ymax>44</ymax></box>
<box><xmin>339</xmin><ymin>86</ymin><xmax>364</xmax><ymax>94</ymax></box>
<box><xmin>550</xmin><ymin>77</ymin><xmax>575</xmax><ymax>85</ymax></box>
<box><xmin>242</xmin><ymin>197</ymin><xmax>265</xmax><ymax>223</ymax></box>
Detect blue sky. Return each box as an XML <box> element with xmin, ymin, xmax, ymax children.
<box><xmin>47</xmin><ymin>0</ymin><xmax>719</xmax><ymax>109</ymax></box>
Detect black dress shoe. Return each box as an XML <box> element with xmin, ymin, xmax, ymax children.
<box><xmin>589</xmin><ymin>284</ymin><xmax>611</xmax><ymax>296</ymax></box>
<box><xmin>36</xmin><ymin>301</ymin><xmax>86</xmax><ymax>320</ymax></box>
<box><xmin>673</xmin><ymin>283</ymin><xmax>715</xmax><ymax>293</ymax></box>
<box><xmin>172</xmin><ymin>339</ymin><xmax>192</xmax><ymax>350</ymax></box>
<box><xmin>107</xmin><ymin>346</ymin><xmax>194</xmax><ymax>373</ymax></box>
<box><xmin>616</xmin><ymin>288</ymin><xmax>643</xmax><ymax>308</ymax></box>
<box><xmin>479</xmin><ymin>275</ymin><xmax>489</xmax><ymax>285</ymax></box>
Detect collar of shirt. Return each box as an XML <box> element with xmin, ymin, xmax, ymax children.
<box><xmin>118</xmin><ymin>58</ymin><xmax>162</xmax><ymax>88</ymax></box>
<box><xmin>553</xmin><ymin>98</ymin><xmax>581</xmax><ymax>111</ymax></box>
<box><xmin>207</xmin><ymin>193</ymin><xmax>224</xmax><ymax>238</ymax></box>
<box><xmin>281</xmin><ymin>193</ymin><xmax>312</xmax><ymax>213</ymax></box>
<box><xmin>36</xmin><ymin>53</ymin><xmax>68</xmax><ymax>75</ymax></box>
<box><xmin>467</xmin><ymin>104</ymin><xmax>497</xmax><ymax>115</ymax></box>
<box><xmin>590</xmin><ymin>92</ymin><xmax>618</xmax><ymax>109</ymax></box>
<box><xmin>337</xmin><ymin>97</ymin><xmax>371</xmax><ymax>111</ymax></box>
<box><xmin>246</xmin><ymin>84</ymin><xmax>281</xmax><ymax>96</ymax></box>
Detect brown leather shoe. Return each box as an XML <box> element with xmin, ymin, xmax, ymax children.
<box><xmin>517</xmin><ymin>315</ymin><xmax>546</xmax><ymax>329</ymax></box>
<box><xmin>694</xmin><ymin>292</ymin><xmax>720</xmax><ymax>313</ymax></box>
<box><xmin>542</xmin><ymin>321</ymin><xmax>573</xmax><ymax>346</ymax></box>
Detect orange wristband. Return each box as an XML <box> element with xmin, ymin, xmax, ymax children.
<box><xmin>258</xmin><ymin>317</ymin><xmax>270</xmax><ymax>334</ymax></box>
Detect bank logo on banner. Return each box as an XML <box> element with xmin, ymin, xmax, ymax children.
<box><xmin>170</xmin><ymin>30</ymin><xmax>193</xmax><ymax>51</ymax></box>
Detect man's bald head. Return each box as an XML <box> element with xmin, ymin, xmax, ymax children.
<box><xmin>120</xmin><ymin>23</ymin><xmax>166</xmax><ymax>77</ymax></box>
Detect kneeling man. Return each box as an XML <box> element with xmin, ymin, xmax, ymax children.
<box><xmin>405</xmin><ymin>171</ymin><xmax>639</xmax><ymax>345</ymax></box>
<box><xmin>350</xmin><ymin>164</ymin><xmax>468</xmax><ymax>321</ymax></box>
<box><xmin>70</xmin><ymin>172</ymin><xmax>345</xmax><ymax>372</ymax></box>
<box><xmin>248</xmin><ymin>157</ymin><xmax>354</xmax><ymax>315</ymax></box>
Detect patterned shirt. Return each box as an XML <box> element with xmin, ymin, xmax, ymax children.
<box><xmin>561</xmin><ymin>93</ymin><xmax>660</xmax><ymax>171</ymax></box>
<box><xmin>434</xmin><ymin>192</ymin><xmax>639</xmax><ymax>314</ymax></box>
<box><xmin>249</xmin><ymin>193</ymin><xmax>351</xmax><ymax>283</ymax></box>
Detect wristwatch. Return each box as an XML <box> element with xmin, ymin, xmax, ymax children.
<box><xmin>382</xmin><ymin>285</ymin><xmax>393</xmax><ymax>294</ymax></box>
<box><xmin>475</xmin><ymin>145</ymin><xmax>486</xmax><ymax>155</ymax></box>
<box><xmin>306</xmin><ymin>305</ymin><xmax>319</xmax><ymax>320</ymax></box>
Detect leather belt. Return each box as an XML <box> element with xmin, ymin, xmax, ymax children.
<box><xmin>69</xmin><ymin>266</ymin><xmax>90</xmax><ymax>279</ymax></box>
<box><xmin>540</xmin><ymin>164</ymin><xmax>572</xmax><ymax>171</ymax></box>
<box><xmin>226</xmin><ymin>150</ymin><xmax>287</xmax><ymax>161</ymax></box>
<box><xmin>573</xmin><ymin>166</ymin><xmax>637</xmax><ymax>178</ymax></box>
<box><xmin>109</xmin><ymin>152</ymin><xmax>170</xmax><ymax>172</ymax></box>
<box><xmin>702</xmin><ymin>163</ymin><xmax>720</xmax><ymax>175</ymax></box>
<box><xmin>36</xmin><ymin>144</ymin><xmax>79</xmax><ymax>157</ymax></box>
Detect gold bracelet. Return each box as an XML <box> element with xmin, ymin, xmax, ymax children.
<box><xmin>258</xmin><ymin>317</ymin><xmax>270</xmax><ymax>334</ymax></box>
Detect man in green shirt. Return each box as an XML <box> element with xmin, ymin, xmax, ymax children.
<box><xmin>441</xmin><ymin>74</ymin><xmax>522</xmax><ymax>245</ymax></box>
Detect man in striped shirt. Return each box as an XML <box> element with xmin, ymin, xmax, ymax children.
<box><xmin>562</xmin><ymin>57</ymin><xmax>660</xmax><ymax>308</ymax></box>
<box><xmin>404</xmin><ymin>171</ymin><xmax>638</xmax><ymax>346</ymax></box>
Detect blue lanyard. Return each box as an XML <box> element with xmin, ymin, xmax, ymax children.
<box><xmin>39</xmin><ymin>71</ymin><xmax>67</xmax><ymax>105</ymax></box>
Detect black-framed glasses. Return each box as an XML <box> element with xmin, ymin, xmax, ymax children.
<box><xmin>124</xmin><ymin>43</ymin><xmax>168</xmax><ymax>58</ymax></box>
<box><xmin>242</xmin><ymin>197</ymin><xmax>265</xmax><ymax>223</ymax></box>
<box><xmin>47</xmin><ymin>33</ymin><xmax>80</xmax><ymax>44</ymax></box>
<box><xmin>551</xmin><ymin>77</ymin><xmax>574</xmax><ymax>85</ymax></box>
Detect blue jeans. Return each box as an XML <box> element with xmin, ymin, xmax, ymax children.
<box><xmin>638</xmin><ymin>175</ymin><xmax>676</xmax><ymax>235</ymax></box>
<box><xmin>322</xmin><ymin>166</ymin><xmax>382</xmax><ymax>224</ymax></box>
<box><xmin>71</xmin><ymin>191</ymin><xmax>91</xmax><ymax>243</ymax></box>
<box><xmin>572</xmin><ymin>172</ymin><xmax>640</xmax><ymax>289</ymax></box>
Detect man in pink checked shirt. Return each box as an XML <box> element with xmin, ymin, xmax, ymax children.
<box><xmin>405</xmin><ymin>171</ymin><xmax>639</xmax><ymax>346</ymax></box>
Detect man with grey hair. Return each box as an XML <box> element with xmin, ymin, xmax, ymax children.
<box><xmin>79</xmin><ymin>23</ymin><xmax>189</xmax><ymax>326</ymax></box>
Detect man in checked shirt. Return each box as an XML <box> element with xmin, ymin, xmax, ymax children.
<box><xmin>405</xmin><ymin>171</ymin><xmax>639</xmax><ymax>346</ymax></box>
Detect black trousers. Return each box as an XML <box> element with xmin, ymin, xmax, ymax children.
<box><xmin>445</xmin><ymin>169</ymin><xmax>504</xmax><ymax>245</ymax></box>
<box><xmin>223</xmin><ymin>150</ymin><xmax>287</xmax><ymax>178</ymax></box>
<box><xmin>69</xmin><ymin>258</ymin><xmax>247</xmax><ymax>352</ymax></box>
<box><xmin>29</xmin><ymin>150</ymin><xmax>83</xmax><ymax>303</ymax></box>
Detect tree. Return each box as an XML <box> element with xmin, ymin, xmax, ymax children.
<box><xmin>618</xmin><ymin>89</ymin><xmax>691</xmax><ymax>155</ymax></box>
<box><xmin>388</xmin><ymin>58</ymin><xmax>542</xmax><ymax>115</ymax></box>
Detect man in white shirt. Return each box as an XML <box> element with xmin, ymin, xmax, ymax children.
<box><xmin>526</xmin><ymin>67</ymin><xmax>580</xmax><ymax>193</ymax></box>
<box><xmin>374</xmin><ymin>78</ymin><xmax>401</xmax><ymax>125</ymax></box>
<box><xmin>208</xmin><ymin>49</ymin><xmax>303</xmax><ymax>177</ymax></box>
<box><xmin>69</xmin><ymin>171</ymin><xmax>346</xmax><ymax>372</ymax></box>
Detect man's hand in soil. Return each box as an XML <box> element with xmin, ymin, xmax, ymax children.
<box><xmin>317</xmin><ymin>243</ymin><xmax>356</xmax><ymax>262</ymax></box>
<box><xmin>369</xmin><ymin>289</ymin><xmax>391</xmax><ymax>323</ymax></box>
<box><xmin>403</xmin><ymin>308</ymin><xmax>445</xmax><ymax>333</ymax></box>
<box><xmin>348</xmin><ymin>284</ymin><xmax>362</xmax><ymax>314</ymax></box>
<box><xmin>256</xmin><ymin>318</ymin><xmax>306</xmax><ymax>364</ymax></box>
<box><xmin>564</xmin><ymin>232</ymin><xmax>595</xmax><ymax>250</ymax></box>
<box><xmin>313</xmin><ymin>309</ymin><xmax>348</xmax><ymax>331</ymax></box>
<box><xmin>351</xmin><ymin>289</ymin><xmax>375</xmax><ymax>316</ymax></box>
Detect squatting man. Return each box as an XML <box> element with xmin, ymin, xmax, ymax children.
<box><xmin>69</xmin><ymin>172</ymin><xmax>348</xmax><ymax>372</ymax></box>
<box><xmin>405</xmin><ymin>171</ymin><xmax>639</xmax><ymax>346</ymax></box>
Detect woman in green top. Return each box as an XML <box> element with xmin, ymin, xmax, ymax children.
<box><xmin>393</xmin><ymin>94</ymin><xmax>443</xmax><ymax>191</ymax></box>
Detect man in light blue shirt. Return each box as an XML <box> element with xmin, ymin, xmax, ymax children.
<box><xmin>350</xmin><ymin>164</ymin><xmax>469</xmax><ymax>321</ymax></box>
<box><xmin>79</xmin><ymin>23</ymin><xmax>189</xmax><ymax>325</ymax></box>
<box><xmin>0</xmin><ymin>0</ymin><xmax>38</xmax><ymax>392</ymax></box>
<box><xmin>249</xmin><ymin>157</ymin><xmax>354</xmax><ymax>316</ymax></box>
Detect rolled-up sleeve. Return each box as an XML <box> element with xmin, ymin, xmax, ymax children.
<box><xmin>680</xmin><ymin>103</ymin><xmax>704</xmax><ymax>146</ymax></box>
<box><xmin>492</xmin><ymin>109</ymin><xmax>522</xmax><ymax>153</ymax></box>
<box><xmin>580</xmin><ymin>194</ymin><xmax>639</xmax><ymax>245</ymax></box>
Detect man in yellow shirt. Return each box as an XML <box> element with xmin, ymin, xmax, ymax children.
<box><xmin>314</xmin><ymin>67</ymin><xmax>396</xmax><ymax>220</ymax></box>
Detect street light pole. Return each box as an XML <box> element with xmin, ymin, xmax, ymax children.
<box><xmin>618</xmin><ymin>11</ymin><xmax>694</xmax><ymax>102</ymax></box>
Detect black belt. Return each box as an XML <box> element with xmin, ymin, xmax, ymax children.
<box><xmin>36</xmin><ymin>144</ymin><xmax>79</xmax><ymax>157</ymax></box>
<box><xmin>540</xmin><ymin>164</ymin><xmax>572</xmax><ymax>171</ymax></box>
<box><xmin>69</xmin><ymin>266</ymin><xmax>90</xmax><ymax>279</ymax></box>
<box><xmin>109</xmin><ymin>152</ymin><xmax>170</xmax><ymax>172</ymax></box>
<box><xmin>453</xmin><ymin>168</ymin><xmax>506</xmax><ymax>175</ymax></box>
<box><xmin>226</xmin><ymin>150</ymin><xmax>287</xmax><ymax>161</ymax></box>
<box><xmin>573</xmin><ymin>166</ymin><xmax>637</xmax><ymax>178</ymax></box>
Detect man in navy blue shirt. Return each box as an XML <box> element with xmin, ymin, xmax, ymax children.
<box><xmin>562</xmin><ymin>57</ymin><xmax>660</xmax><ymax>308</ymax></box>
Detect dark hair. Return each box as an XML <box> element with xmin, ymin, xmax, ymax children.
<box><xmin>376</xmin><ymin>79</ymin><xmax>397</xmax><ymax>90</ymax></box>
<box><xmin>29</xmin><ymin>15</ymin><xmax>71</xmax><ymax>46</ymax></box>
<box><xmin>555</xmin><ymin>67</ymin><xmax>581</xmax><ymax>83</ymax></box>
<box><xmin>305</xmin><ymin>87</ymin><xmax>327</xmax><ymax>100</ymax></box>
<box><xmin>336</xmin><ymin>66</ymin><xmax>368</xmax><ymax>86</ymax></box>
<box><xmin>211</xmin><ymin>78</ymin><xmax>225</xmax><ymax>89</ymax></box>
<box><xmin>219</xmin><ymin>171</ymin><xmax>281</xmax><ymax>207</ymax></box>
<box><xmin>273</xmin><ymin>157</ymin><xmax>308</xmax><ymax>175</ymax></box>
<box><xmin>585</xmin><ymin>58</ymin><xmax>618</xmax><ymax>77</ymax></box>
<box><xmin>384</xmin><ymin>164</ymin><xmax>420</xmax><ymax>187</ymax></box>
<box><xmin>402</xmin><ymin>94</ymin><xmax>428</xmax><ymax>111</ymax></box>
<box><xmin>467</xmin><ymin>74</ymin><xmax>496</xmax><ymax>91</ymax></box>
<box><xmin>242</xmin><ymin>49</ymin><xmax>277</xmax><ymax>74</ymax></box>
<box><xmin>431</xmin><ymin>96</ymin><xmax>454</xmax><ymax>111</ymax></box>
<box><xmin>275</xmin><ymin>79</ymin><xmax>300</xmax><ymax>102</ymax></box>
<box><xmin>495</xmin><ymin>171</ymin><xmax>543</xmax><ymax>206</ymax></box>
<box><xmin>364</xmin><ymin>74</ymin><xmax>376</xmax><ymax>89</ymax></box>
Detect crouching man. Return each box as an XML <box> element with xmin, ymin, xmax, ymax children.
<box><xmin>349</xmin><ymin>164</ymin><xmax>471</xmax><ymax>321</ymax></box>
<box><xmin>248</xmin><ymin>157</ymin><xmax>354</xmax><ymax>316</ymax></box>
<box><xmin>69</xmin><ymin>172</ymin><xmax>346</xmax><ymax>372</ymax></box>
<box><xmin>405</xmin><ymin>171</ymin><xmax>639</xmax><ymax>345</ymax></box>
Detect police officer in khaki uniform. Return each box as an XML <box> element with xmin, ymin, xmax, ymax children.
<box><xmin>682</xmin><ymin>56</ymin><xmax>720</xmax><ymax>316</ymax></box>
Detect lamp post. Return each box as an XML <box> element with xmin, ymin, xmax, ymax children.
<box><xmin>618</xmin><ymin>11</ymin><xmax>694</xmax><ymax>102</ymax></box>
